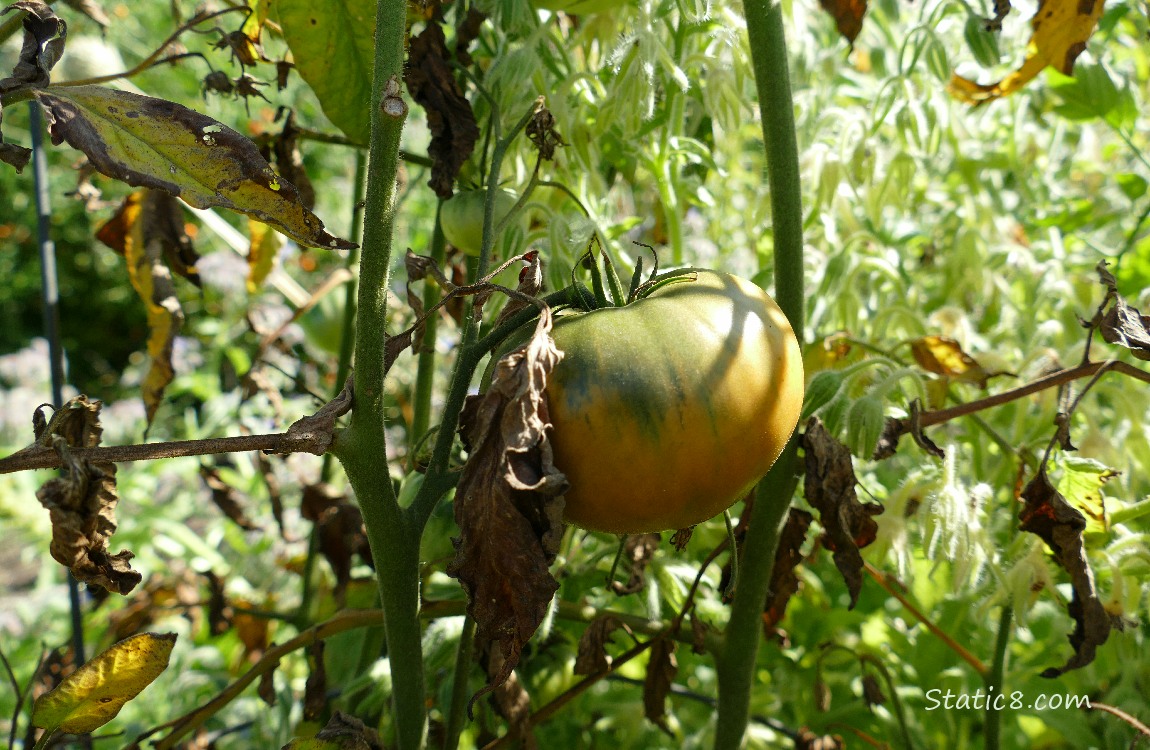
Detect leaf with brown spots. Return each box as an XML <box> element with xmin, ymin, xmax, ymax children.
<box><xmin>405</xmin><ymin>23</ymin><xmax>479</xmax><ymax>198</ymax></box>
<box><xmin>763</xmin><ymin>509</ymin><xmax>813</xmax><ymax>633</ymax></box>
<box><xmin>447</xmin><ymin>309</ymin><xmax>568</xmax><ymax>710</ymax></box>
<box><xmin>1019</xmin><ymin>468</ymin><xmax>1111</xmax><ymax>677</ymax></box>
<box><xmin>643</xmin><ymin>638</ymin><xmax>678</xmax><ymax>736</ymax></box>
<box><xmin>817</xmin><ymin>0</ymin><xmax>867</xmax><ymax>45</ymax></box>
<box><xmin>34</xmin><ymin>396</ymin><xmax>141</xmax><ymax>595</ymax></box>
<box><xmin>802</xmin><ymin>417</ymin><xmax>883</xmax><ymax>608</ymax></box>
<box><xmin>35</xmin><ymin>85</ymin><xmax>354</xmax><ymax>249</ymax></box>
<box><xmin>949</xmin><ymin>0</ymin><xmax>1105</xmax><ymax>104</ymax></box>
<box><xmin>95</xmin><ymin>190</ymin><xmax>184</xmax><ymax>426</ymax></box>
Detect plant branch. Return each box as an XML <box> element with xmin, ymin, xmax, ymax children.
<box><xmin>143</xmin><ymin>609</ymin><xmax>385</xmax><ymax>749</ymax></box>
<box><xmin>1088</xmin><ymin>702</ymin><xmax>1150</xmax><ymax>736</ymax></box>
<box><xmin>865</xmin><ymin>561</ymin><xmax>989</xmax><ymax>676</ymax></box>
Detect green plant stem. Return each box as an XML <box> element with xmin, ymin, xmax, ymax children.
<box><xmin>411</xmin><ymin>202</ymin><xmax>447</xmax><ymax>448</ymax></box>
<box><xmin>330</xmin><ymin>0</ymin><xmax>423</xmax><ymax>747</ymax></box>
<box><xmin>985</xmin><ymin>606</ymin><xmax>1013</xmax><ymax>750</ymax></box>
<box><xmin>714</xmin><ymin>2</ymin><xmax>805</xmax><ymax>748</ymax></box>
<box><xmin>442</xmin><ymin>616</ymin><xmax>477</xmax><ymax>750</ymax></box>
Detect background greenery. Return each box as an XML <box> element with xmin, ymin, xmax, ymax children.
<box><xmin>1</xmin><ymin>0</ymin><xmax>1148</xmax><ymax>747</ymax></box>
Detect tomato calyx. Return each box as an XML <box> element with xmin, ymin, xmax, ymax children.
<box><xmin>570</xmin><ymin>238</ymin><xmax>700</xmax><ymax>312</ymax></box>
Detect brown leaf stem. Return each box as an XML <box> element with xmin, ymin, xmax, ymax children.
<box><xmin>864</xmin><ymin>561</ymin><xmax>988</xmax><ymax>676</ymax></box>
<box><xmin>1087</xmin><ymin>702</ymin><xmax>1150</xmax><ymax>737</ymax></box>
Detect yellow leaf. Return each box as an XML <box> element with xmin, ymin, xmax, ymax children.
<box><xmin>32</xmin><ymin>632</ymin><xmax>177</xmax><ymax>734</ymax></box>
<box><xmin>247</xmin><ymin>219</ymin><xmax>283</xmax><ymax>293</ymax></box>
<box><xmin>949</xmin><ymin>0</ymin><xmax>1106</xmax><ymax>104</ymax></box>
<box><xmin>910</xmin><ymin>335</ymin><xmax>996</xmax><ymax>388</ymax></box>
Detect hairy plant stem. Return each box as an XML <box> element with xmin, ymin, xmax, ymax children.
<box><xmin>329</xmin><ymin>0</ymin><xmax>422</xmax><ymax>746</ymax></box>
<box><xmin>985</xmin><ymin>606</ymin><xmax>1013</xmax><ymax>750</ymax></box>
<box><xmin>714</xmin><ymin>2</ymin><xmax>804</xmax><ymax>748</ymax></box>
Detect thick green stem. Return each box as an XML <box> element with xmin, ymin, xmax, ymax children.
<box><xmin>985</xmin><ymin>606</ymin><xmax>1013</xmax><ymax>750</ymax></box>
<box><xmin>332</xmin><ymin>0</ymin><xmax>424</xmax><ymax>747</ymax></box>
<box><xmin>714</xmin><ymin>1</ymin><xmax>804</xmax><ymax>748</ymax></box>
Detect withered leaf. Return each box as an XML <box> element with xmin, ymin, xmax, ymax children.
<box><xmin>0</xmin><ymin>141</ymin><xmax>32</xmax><ymax>172</ymax></box>
<box><xmin>763</xmin><ymin>509</ymin><xmax>813</xmax><ymax>633</ymax></box>
<box><xmin>910</xmin><ymin>335</ymin><xmax>1006</xmax><ymax>388</ymax></box>
<box><xmin>447</xmin><ymin>308</ymin><xmax>568</xmax><ymax>709</ymax></box>
<box><xmin>643</xmin><ymin>638</ymin><xmax>678</xmax><ymax>737</ymax></box>
<box><xmin>454</xmin><ymin>6</ymin><xmax>487</xmax><ymax>67</ymax></box>
<box><xmin>610</xmin><ymin>533</ymin><xmax>660</xmax><ymax>595</ymax></box>
<box><xmin>267</xmin><ymin>110</ymin><xmax>316</xmax><ymax>210</ymax></box>
<box><xmin>34</xmin><ymin>397</ymin><xmax>141</xmax><ymax>594</ymax></box>
<box><xmin>802</xmin><ymin>417</ymin><xmax>883</xmax><ymax>608</ymax></box>
<box><xmin>201</xmin><ymin>569</ymin><xmax>232</xmax><ymax>636</ymax></box>
<box><xmin>1099</xmin><ymin>293</ymin><xmax>1150</xmax><ymax>361</ymax></box>
<box><xmin>35</xmin><ymin>85</ymin><xmax>355</xmax><ymax>249</ymax></box>
<box><xmin>256</xmin><ymin>452</ymin><xmax>287</xmax><ymax>539</ymax></box>
<box><xmin>861</xmin><ymin>673</ymin><xmax>885</xmax><ymax>707</ymax></box>
<box><xmin>482</xmin><ymin>644</ymin><xmax>537</xmax><ymax>749</ymax></box>
<box><xmin>257</xmin><ymin>668</ymin><xmax>277</xmax><ymax>706</ymax></box>
<box><xmin>574</xmin><ymin>616</ymin><xmax>624</xmax><ymax>675</ymax></box>
<box><xmin>1020</xmin><ymin>469</ymin><xmax>1111</xmax><ymax>677</ymax></box>
<box><xmin>795</xmin><ymin>728</ymin><xmax>846</xmax><ymax>750</ymax></box>
<box><xmin>303</xmin><ymin>640</ymin><xmax>327</xmax><ymax>721</ymax></box>
<box><xmin>301</xmin><ymin>483</ymin><xmax>373</xmax><ymax>605</ymax></box>
<box><xmin>817</xmin><ymin>0</ymin><xmax>867</xmax><ymax>45</ymax></box>
<box><xmin>95</xmin><ymin>190</ymin><xmax>185</xmax><ymax>426</ymax></box>
<box><xmin>200</xmin><ymin>465</ymin><xmax>260</xmax><ymax>531</ymax></box>
<box><xmin>405</xmin><ymin>23</ymin><xmax>479</xmax><ymax>198</ymax></box>
<box><xmin>290</xmin><ymin>710</ymin><xmax>385</xmax><ymax>750</ymax></box>
<box><xmin>949</xmin><ymin>0</ymin><xmax>1105</xmax><ymax>104</ymax></box>
<box><xmin>98</xmin><ymin>189</ymin><xmax>200</xmax><ymax>286</ymax></box>
<box><xmin>0</xmin><ymin>2</ymin><xmax>67</xmax><ymax>93</ymax></box>
<box><xmin>61</xmin><ymin>0</ymin><xmax>110</xmax><ymax>29</ymax></box>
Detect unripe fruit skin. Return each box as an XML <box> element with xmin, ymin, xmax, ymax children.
<box><xmin>544</xmin><ymin>270</ymin><xmax>803</xmax><ymax>533</ymax></box>
<box><xmin>440</xmin><ymin>189</ymin><xmax>519</xmax><ymax>256</ymax></box>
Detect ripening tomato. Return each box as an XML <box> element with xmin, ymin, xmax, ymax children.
<box><xmin>539</xmin><ymin>270</ymin><xmax>803</xmax><ymax>534</ymax></box>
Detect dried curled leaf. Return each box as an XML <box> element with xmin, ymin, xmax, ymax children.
<box><xmin>1093</xmin><ymin>263</ymin><xmax>1150</xmax><ymax>360</ymax></box>
<box><xmin>763</xmin><ymin>508</ymin><xmax>813</xmax><ymax>633</ymax></box>
<box><xmin>643</xmin><ymin>638</ymin><xmax>678</xmax><ymax>736</ymax></box>
<box><xmin>0</xmin><ymin>1</ymin><xmax>67</xmax><ymax>92</ymax></box>
<box><xmin>35</xmin><ymin>396</ymin><xmax>141</xmax><ymax>594</ymax></box>
<box><xmin>200</xmin><ymin>464</ymin><xmax>260</xmax><ymax>531</ymax></box>
<box><xmin>35</xmin><ymin>85</ymin><xmax>355</xmax><ymax>249</ymax></box>
<box><xmin>949</xmin><ymin>0</ymin><xmax>1105</xmax><ymax>104</ymax></box>
<box><xmin>447</xmin><ymin>309</ymin><xmax>568</xmax><ymax>710</ymax></box>
<box><xmin>303</xmin><ymin>640</ymin><xmax>327</xmax><ymax>721</ymax></box>
<box><xmin>802</xmin><ymin>417</ymin><xmax>883</xmax><ymax>608</ymax></box>
<box><xmin>817</xmin><ymin>0</ymin><xmax>867</xmax><ymax>45</ymax></box>
<box><xmin>32</xmin><ymin>632</ymin><xmax>176</xmax><ymax>734</ymax></box>
<box><xmin>95</xmin><ymin>190</ymin><xmax>185</xmax><ymax>425</ymax></box>
<box><xmin>1019</xmin><ymin>469</ymin><xmax>1111</xmax><ymax>677</ymax></box>
<box><xmin>610</xmin><ymin>533</ymin><xmax>660</xmax><ymax>595</ymax></box>
<box><xmin>405</xmin><ymin>23</ymin><xmax>479</xmax><ymax>198</ymax></box>
<box><xmin>482</xmin><ymin>645</ymin><xmax>537</xmax><ymax>749</ymax></box>
<box><xmin>574</xmin><ymin>616</ymin><xmax>625</xmax><ymax>675</ymax></box>
<box><xmin>301</xmin><ymin>482</ymin><xmax>373</xmax><ymax>604</ymax></box>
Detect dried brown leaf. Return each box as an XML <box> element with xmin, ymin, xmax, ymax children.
<box><xmin>482</xmin><ymin>645</ymin><xmax>537</xmax><ymax>749</ymax></box>
<box><xmin>34</xmin><ymin>397</ymin><xmax>140</xmax><ymax>595</ymax></box>
<box><xmin>269</xmin><ymin>111</ymin><xmax>315</xmax><ymax>210</ymax></box>
<box><xmin>643</xmin><ymin>638</ymin><xmax>677</xmax><ymax>736</ymax></box>
<box><xmin>802</xmin><ymin>417</ymin><xmax>883</xmax><ymax>608</ymax></box>
<box><xmin>610</xmin><ymin>533</ymin><xmax>661</xmax><ymax>595</ymax></box>
<box><xmin>1099</xmin><ymin>294</ymin><xmax>1150</xmax><ymax>361</ymax></box>
<box><xmin>574</xmin><ymin>616</ymin><xmax>624</xmax><ymax>675</ymax></box>
<box><xmin>817</xmin><ymin>0</ymin><xmax>867</xmax><ymax>44</ymax></box>
<box><xmin>405</xmin><ymin>23</ymin><xmax>479</xmax><ymax>198</ymax></box>
<box><xmin>302</xmin><ymin>483</ymin><xmax>373</xmax><ymax>605</ymax></box>
<box><xmin>256</xmin><ymin>452</ymin><xmax>286</xmax><ymax>539</ymax></box>
<box><xmin>286</xmin><ymin>711</ymin><xmax>385</xmax><ymax>750</ymax></box>
<box><xmin>763</xmin><ymin>509</ymin><xmax>812</xmax><ymax>633</ymax></box>
<box><xmin>861</xmin><ymin>673</ymin><xmax>885</xmax><ymax>707</ymax></box>
<box><xmin>202</xmin><ymin>569</ymin><xmax>232</xmax><ymax>636</ymax></box>
<box><xmin>258</xmin><ymin>668</ymin><xmax>277</xmax><ymax>706</ymax></box>
<box><xmin>61</xmin><ymin>0</ymin><xmax>109</xmax><ymax>29</ymax></box>
<box><xmin>200</xmin><ymin>465</ymin><xmax>260</xmax><ymax>531</ymax></box>
<box><xmin>669</xmin><ymin>527</ymin><xmax>693</xmax><ymax>550</ymax></box>
<box><xmin>1019</xmin><ymin>469</ymin><xmax>1111</xmax><ymax>677</ymax></box>
<box><xmin>0</xmin><ymin>2</ymin><xmax>67</xmax><ymax>93</ymax></box>
<box><xmin>454</xmin><ymin>6</ymin><xmax>487</xmax><ymax>67</ymax></box>
<box><xmin>910</xmin><ymin>335</ymin><xmax>1006</xmax><ymax>388</ymax></box>
<box><xmin>447</xmin><ymin>309</ymin><xmax>568</xmax><ymax>709</ymax></box>
<box><xmin>303</xmin><ymin>640</ymin><xmax>327</xmax><ymax>721</ymax></box>
<box><xmin>795</xmin><ymin>728</ymin><xmax>846</xmax><ymax>750</ymax></box>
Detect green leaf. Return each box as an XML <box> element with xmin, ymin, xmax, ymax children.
<box><xmin>276</xmin><ymin>0</ymin><xmax>375</xmax><ymax>146</ymax></box>
<box><xmin>35</xmin><ymin>85</ymin><xmax>355</xmax><ymax>249</ymax></box>
<box><xmin>1048</xmin><ymin>64</ymin><xmax>1136</xmax><ymax>129</ymax></box>
<box><xmin>1116</xmin><ymin>173</ymin><xmax>1147</xmax><ymax>202</ymax></box>
<box><xmin>32</xmin><ymin>633</ymin><xmax>176</xmax><ymax>734</ymax></box>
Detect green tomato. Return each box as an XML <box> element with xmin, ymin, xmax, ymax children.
<box><xmin>298</xmin><ymin>292</ymin><xmax>352</xmax><ymax>355</ymax></box>
<box><xmin>489</xmin><ymin>270</ymin><xmax>804</xmax><ymax>534</ymax></box>
<box><xmin>440</xmin><ymin>188</ymin><xmax>519</xmax><ymax>256</ymax></box>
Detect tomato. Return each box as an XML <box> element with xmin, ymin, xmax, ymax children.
<box><xmin>440</xmin><ymin>188</ymin><xmax>519</xmax><ymax>256</ymax></box>
<box><xmin>536</xmin><ymin>270</ymin><xmax>803</xmax><ymax>534</ymax></box>
<box><xmin>299</xmin><ymin>292</ymin><xmax>352</xmax><ymax>355</ymax></box>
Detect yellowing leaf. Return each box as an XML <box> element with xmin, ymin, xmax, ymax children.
<box><xmin>910</xmin><ymin>335</ymin><xmax>999</xmax><ymax>388</ymax></box>
<box><xmin>949</xmin><ymin>0</ymin><xmax>1105</xmax><ymax>104</ymax></box>
<box><xmin>1056</xmin><ymin>457</ymin><xmax>1117</xmax><ymax>535</ymax></box>
<box><xmin>247</xmin><ymin>219</ymin><xmax>283</xmax><ymax>292</ymax></box>
<box><xmin>35</xmin><ymin>85</ymin><xmax>355</xmax><ymax>249</ymax></box>
<box><xmin>97</xmin><ymin>190</ymin><xmax>184</xmax><ymax>426</ymax></box>
<box><xmin>32</xmin><ymin>632</ymin><xmax>176</xmax><ymax>734</ymax></box>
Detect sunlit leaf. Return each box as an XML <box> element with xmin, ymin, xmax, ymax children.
<box><xmin>32</xmin><ymin>632</ymin><xmax>176</xmax><ymax>733</ymax></box>
<box><xmin>1055</xmin><ymin>457</ymin><xmax>1117</xmax><ymax>535</ymax></box>
<box><xmin>1049</xmin><ymin>64</ymin><xmax>1137</xmax><ymax>129</ymax></box>
<box><xmin>35</xmin><ymin>85</ymin><xmax>355</xmax><ymax>249</ymax></box>
<box><xmin>948</xmin><ymin>0</ymin><xmax>1105</xmax><ymax>104</ymax></box>
<box><xmin>247</xmin><ymin>219</ymin><xmax>283</xmax><ymax>292</ymax></box>
<box><xmin>910</xmin><ymin>335</ymin><xmax>1002</xmax><ymax>388</ymax></box>
<box><xmin>276</xmin><ymin>0</ymin><xmax>375</xmax><ymax>146</ymax></box>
